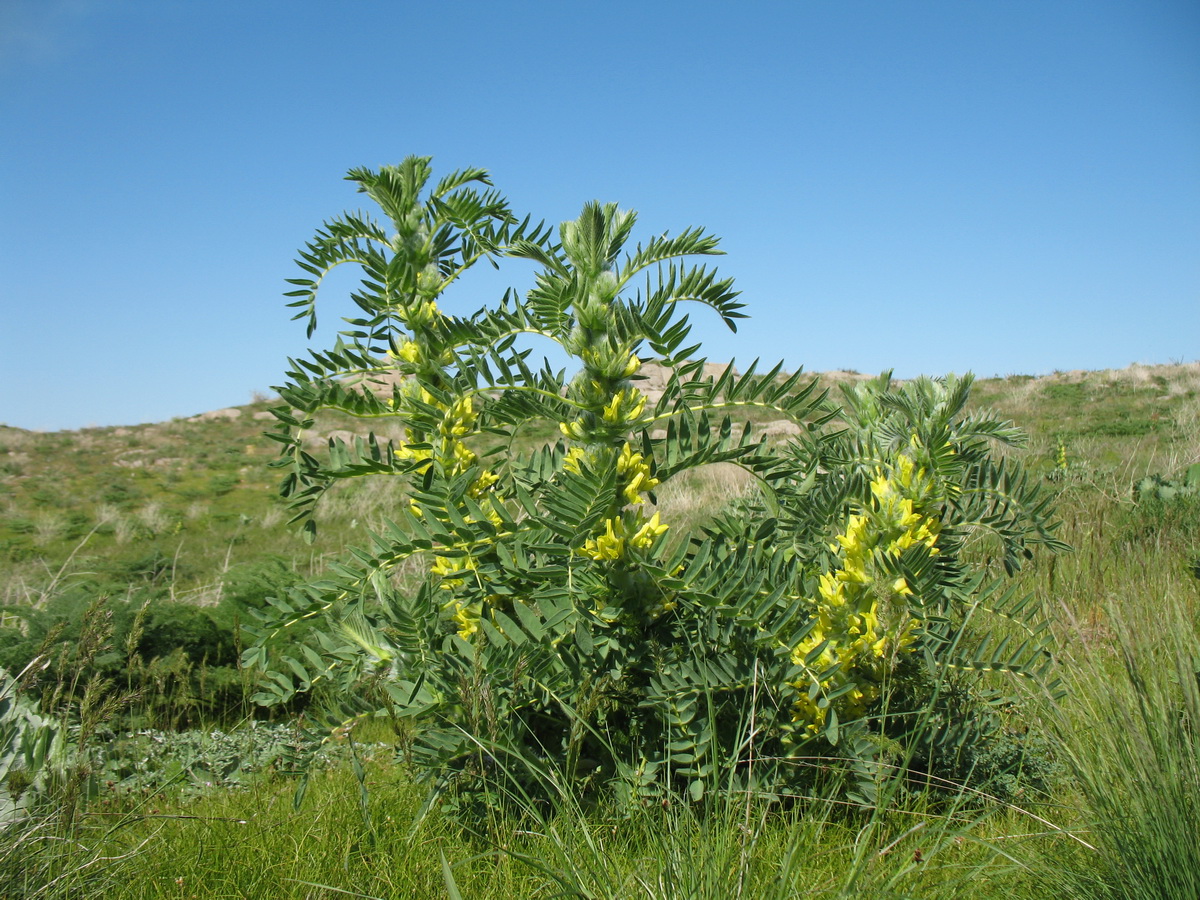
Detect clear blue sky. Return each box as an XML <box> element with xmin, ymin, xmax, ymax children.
<box><xmin>2</xmin><ymin>0</ymin><xmax>1197</xmax><ymax>431</ymax></box>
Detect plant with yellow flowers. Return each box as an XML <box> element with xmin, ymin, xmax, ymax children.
<box><xmin>788</xmin><ymin>456</ymin><xmax>939</xmax><ymax>737</ymax></box>
<box><xmin>244</xmin><ymin>158</ymin><xmax>1066</xmax><ymax>812</ymax></box>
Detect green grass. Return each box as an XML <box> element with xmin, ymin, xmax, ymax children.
<box><xmin>9</xmin><ymin>756</ymin><xmax>1082</xmax><ymax>899</ymax></box>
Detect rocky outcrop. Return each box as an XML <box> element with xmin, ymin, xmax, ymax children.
<box><xmin>633</xmin><ymin>361</ymin><xmax>737</xmax><ymax>406</ymax></box>
<box><xmin>188</xmin><ymin>408</ymin><xmax>242</xmax><ymax>423</ymax></box>
<box><xmin>759</xmin><ymin>420</ymin><xmax>802</xmax><ymax>437</ymax></box>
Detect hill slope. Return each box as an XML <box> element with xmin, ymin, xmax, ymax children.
<box><xmin>1</xmin><ymin>362</ymin><xmax>1197</xmax><ymax>606</ymax></box>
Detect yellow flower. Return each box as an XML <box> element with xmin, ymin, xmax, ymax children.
<box><xmin>563</xmin><ymin>446</ymin><xmax>587</xmax><ymax>475</ymax></box>
<box><xmin>447</xmin><ymin>599</ymin><xmax>482</xmax><ymax>638</ymax></box>
<box><xmin>583</xmin><ymin>517</ymin><xmax>626</xmax><ymax>561</ymax></box>
<box><xmin>630</xmin><ymin>511</ymin><xmax>668</xmax><ymax>549</ymax></box>
<box><xmin>468</xmin><ymin>469</ymin><xmax>499</xmax><ymax>498</ymax></box>
<box><xmin>646</xmin><ymin>595</ymin><xmax>677</xmax><ymax>619</ymax></box>
<box><xmin>396</xmin><ymin>442</ymin><xmax>432</xmax><ymax>463</ymax></box>
<box><xmin>432</xmin><ymin>552</ymin><xmax>477</xmax><ymax>587</ymax></box>
<box><xmin>834</xmin><ymin>514</ymin><xmax>870</xmax><ymax>553</ymax></box>
<box><xmin>407</xmin><ymin>299</ymin><xmax>441</xmax><ymax>327</ymax></box>
<box><xmin>848</xmin><ymin>602</ymin><xmax>880</xmax><ymax>637</ymax></box>
<box><xmin>791</xmin><ymin>629</ymin><xmax>830</xmax><ymax>666</ymax></box>
<box><xmin>616</xmin><ymin>442</ymin><xmax>659</xmax><ymax>504</ymax></box>
<box><xmin>581</xmin><ymin>511</ymin><xmax>667</xmax><ymax>561</ymax></box>
<box><xmin>395</xmin><ymin>340</ymin><xmax>422</xmax><ymax>365</ymax></box>
<box><xmin>439</xmin><ymin>395</ymin><xmax>476</xmax><ymax>439</ymax></box>
<box><xmin>601</xmin><ymin>388</ymin><xmax>647</xmax><ymax>426</ymax></box>
<box><xmin>817</xmin><ymin>572</ymin><xmax>844</xmax><ymax>606</ymax></box>
<box><xmin>449</xmin><ymin>394</ymin><xmax>475</xmax><ymax>421</ymax></box>
<box><xmin>559</xmin><ymin>418</ymin><xmax>587</xmax><ymax>441</ymax></box>
<box><xmin>837</xmin><ymin>556</ymin><xmax>869</xmax><ymax>586</ymax></box>
<box><xmin>450</xmin><ymin>441</ymin><xmax>477</xmax><ymax>470</ymax></box>
<box><xmin>870</xmin><ymin>472</ymin><xmax>892</xmax><ymax>504</ymax></box>
<box><xmin>789</xmin><ymin>688</ymin><xmax>828</xmax><ymax>735</ymax></box>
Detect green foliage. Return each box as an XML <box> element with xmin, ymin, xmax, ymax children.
<box><xmin>136</xmin><ymin>602</ymin><xmax>232</xmax><ymax>662</ymax></box>
<box><xmin>1041</xmin><ymin>382</ymin><xmax>1087</xmax><ymax>404</ymax></box>
<box><xmin>1081</xmin><ymin>417</ymin><xmax>1160</xmax><ymax>437</ymax></box>
<box><xmin>41</xmin><ymin>750</ymin><xmax>1071</xmax><ymax>900</ymax></box>
<box><xmin>1133</xmin><ymin>463</ymin><xmax>1200</xmax><ymax>504</ymax></box>
<box><xmin>1125</xmin><ymin>464</ymin><xmax>1200</xmax><ymax>567</ymax></box>
<box><xmin>246</xmin><ymin>157</ymin><xmax>1066</xmax><ymax>814</ymax></box>
<box><xmin>208</xmin><ymin>473</ymin><xmax>239</xmax><ymax>497</ymax></box>
<box><xmin>3</xmin><ymin>357</ymin><xmax>1197</xmax><ymax>898</ymax></box>
<box><xmin>0</xmin><ymin>610</ymin><xmax>150</xmax><ymax>900</ymax></box>
<box><xmin>1</xmin><ymin>662</ymin><xmax>63</xmax><ymax>825</ymax></box>
<box><xmin>95</xmin><ymin>722</ymin><xmax>360</xmax><ymax>799</ymax></box>
<box><xmin>0</xmin><ymin>560</ymin><xmax>308</xmax><ymax>731</ymax></box>
<box><xmin>753</xmin><ymin>372</ymin><xmax>1067</xmax><ymax>799</ymax></box>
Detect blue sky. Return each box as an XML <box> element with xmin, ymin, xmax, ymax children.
<box><xmin>2</xmin><ymin>0</ymin><xmax>1197</xmax><ymax>431</ymax></box>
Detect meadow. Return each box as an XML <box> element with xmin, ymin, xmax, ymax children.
<box><xmin>1</xmin><ymin>359</ymin><xmax>1198</xmax><ymax>899</ymax></box>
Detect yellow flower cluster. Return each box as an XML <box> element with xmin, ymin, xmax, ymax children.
<box><xmin>384</xmin><ymin>319</ymin><xmax>506</xmax><ymax>641</ymax></box>
<box><xmin>431</xmin><ymin>553</ymin><xmax>484</xmax><ymax>637</ymax></box>
<box><xmin>394</xmin><ymin>339</ymin><xmax>422</xmax><ymax>365</ymax></box>
<box><xmin>602</xmin><ymin>387</ymin><xmax>647</xmax><ymax>426</ymax></box>
<box><xmin>418</xmin><ymin>394</ymin><xmax>503</xmax><ymax>636</ymax></box>
<box><xmin>562</xmin><ymin>445</ymin><xmax>588</xmax><ymax>475</ymax></box>
<box><xmin>446</xmin><ymin>600</ymin><xmax>482</xmax><ymax>643</ymax></box>
<box><xmin>389</xmin><ymin>334</ymin><xmax>455</xmax><ymax>371</ymax></box>
<box><xmin>616</xmin><ymin>442</ymin><xmax>659</xmax><ymax>505</ymax></box>
<box><xmin>562</xmin><ymin>442</ymin><xmax>658</xmax><ymax>504</ymax></box>
<box><xmin>450</xmin><ymin>600</ymin><xmax>482</xmax><ymax>638</ymax></box>
<box><xmin>397</xmin><ymin>392</ymin><xmax>499</xmax><ymax>514</ymax></box>
<box><xmin>558</xmin><ymin>417</ymin><xmax>588</xmax><ymax>441</ymax></box>
<box><xmin>438</xmin><ymin>395</ymin><xmax>476</xmax><ymax>439</ymax></box>
<box><xmin>579</xmin><ymin>349</ymin><xmax>640</xmax><ymax>380</ymax></box>
<box><xmin>563</xmin><ymin>439</ymin><xmax>665</xmax><ymax>563</ymax></box>
<box><xmin>431</xmin><ymin>552</ymin><xmax>476</xmax><ymax>585</ymax></box>
<box><xmin>789</xmin><ymin>454</ymin><xmax>940</xmax><ymax>736</ymax></box>
<box><xmin>582</xmin><ymin>512</ymin><xmax>668</xmax><ymax>561</ymax></box>
<box><xmin>406</xmin><ymin>298</ymin><xmax>441</xmax><ymax>327</ymax></box>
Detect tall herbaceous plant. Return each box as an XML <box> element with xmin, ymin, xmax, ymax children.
<box><xmin>243</xmin><ymin>158</ymin><xmax>1066</xmax><ymax>810</ymax></box>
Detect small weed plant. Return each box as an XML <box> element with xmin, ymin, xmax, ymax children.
<box><xmin>245</xmin><ymin>158</ymin><xmax>1066</xmax><ymax>814</ymax></box>
<box><xmin>1</xmin><ymin>661</ymin><xmax>61</xmax><ymax>825</ymax></box>
<box><xmin>95</xmin><ymin>720</ymin><xmax>366</xmax><ymax>799</ymax></box>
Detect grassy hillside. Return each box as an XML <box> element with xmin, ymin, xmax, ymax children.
<box><xmin>4</xmin><ymin>362</ymin><xmax>1196</xmax><ymax>595</ymax></box>
<box><xmin>1</xmin><ymin>399</ymin><xmax>354</xmax><ymax>604</ymax></box>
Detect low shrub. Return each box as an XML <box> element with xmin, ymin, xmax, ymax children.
<box><xmin>94</xmin><ymin>722</ymin><xmax>365</xmax><ymax>800</ymax></box>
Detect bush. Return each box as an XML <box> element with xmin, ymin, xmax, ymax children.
<box><xmin>246</xmin><ymin>157</ymin><xmax>1065</xmax><ymax>814</ymax></box>
<box><xmin>0</xmin><ymin>580</ymin><xmax>264</xmax><ymax>731</ymax></box>
<box><xmin>136</xmin><ymin>602</ymin><xmax>233</xmax><ymax>666</ymax></box>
